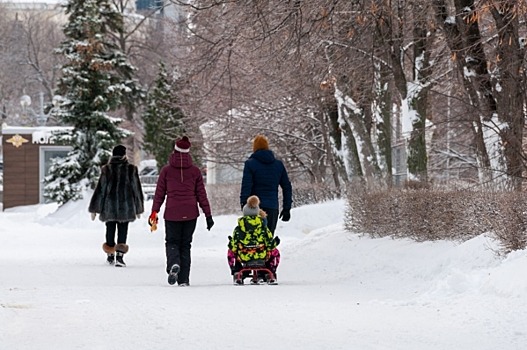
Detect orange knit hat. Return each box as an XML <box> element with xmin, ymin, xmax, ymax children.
<box><xmin>253</xmin><ymin>135</ymin><xmax>269</xmax><ymax>152</ymax></box>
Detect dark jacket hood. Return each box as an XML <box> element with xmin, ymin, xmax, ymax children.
<box><xmin>250</xmin><ymin>150</ymin><xmax>276</xmax><ymax>164</ymax></box>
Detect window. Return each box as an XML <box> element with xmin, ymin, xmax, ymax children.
<box><xmin>40</xmin><ymin>146</ymin><xmax>71</xmax><ymax>203</ymax></box>
<box><xmin>136</xmin><ymin>0</ymin><xmax>163</xmax><ymax>11</ymax></box>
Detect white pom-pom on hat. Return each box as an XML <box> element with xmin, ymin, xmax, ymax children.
<box><xmin>174</xmin><ymin>136</ymin><xmax>191</xmax><ymax>153</ymax></box>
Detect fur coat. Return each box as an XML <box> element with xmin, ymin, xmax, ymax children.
<box><xmin>89</xmin><ymin>156</ymin><xmax>145</xmax><ymax>222</ymax></box>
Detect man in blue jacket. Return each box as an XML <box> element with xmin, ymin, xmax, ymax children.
<box><xmin>240</xmin><ymin>134</ymin><xmax>292</xmax><ymax>234</ymax></box>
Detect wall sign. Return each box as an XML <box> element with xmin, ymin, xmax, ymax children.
<box><xmin>6</xmin><ymin>134</ymin><xmax>29</xmax><ymax>148</ymax></box>
<box><xmin>32</xmin><ymin>130</ymin><xmax>56</xmax><ymax>145</ymax></box>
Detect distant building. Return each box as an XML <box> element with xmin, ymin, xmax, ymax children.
<box><xmin>0</xmin><ymin>0</ymin><xmax>183</xmax><ymax>19</ymax></box>
<box><xmin>2</xmin><ymin>125</ymin><xmax>71</xmax><ymax>209</ymax></box>
<box><xmin>200</xmin><ymin>121</ymin><xmax>243</xmax><ymax>185</ymax></box>
<box><xmin>135</xmin><ymin>0</ymin><xmax>186</xmax><ymax>21</ymax></box>
<box><xmin>136</xmin><ymin>0</ymin><xmax>162</xmax><ymax>11</ymax></box>
<box><xmin>0</xmin><ymin>0</ymin><xmax>65</xmax><ymax>14</ymax></box>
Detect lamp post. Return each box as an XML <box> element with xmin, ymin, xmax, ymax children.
<box><xmin>20</xmin><ymin>92</ymin><xmax>61</xmax><ymax>126</ymax></box>
<box><xmin>1</xmin><ymin>105</ymin><xmax>6</xmax><ymax>121</ymax></box>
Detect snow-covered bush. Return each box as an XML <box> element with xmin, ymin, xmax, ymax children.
<box><xmin>345</xmin><ymin>185</ymin><xmax>527</xmax><ymax>253</ymax></box>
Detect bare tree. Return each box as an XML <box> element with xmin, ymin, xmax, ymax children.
<box><xmin>432</xmin><ymin>0</ymin><xmax>527</xmax><ymax>190</ymax></box>
<box><xmin>0</xmin><ymin>8</ymin><xmax>64</xmax><ymax>125</ymax></box>
<box><xmin>165</xmin><ymin>1</ymin><xmax>335</xmax><ymax>184</ymax></box>
<box><xmin>167</xmin><ymin>1</ymin><xmax>443</xmax><ymax>187</ymax></box>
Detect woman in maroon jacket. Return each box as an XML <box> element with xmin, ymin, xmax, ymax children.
<box><xmin>149</xmin><ymin>136</ymin><xmax>214</xmax><ymax>286</ymax></box>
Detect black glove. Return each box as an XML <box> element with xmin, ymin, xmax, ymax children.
<box><xmin>206</xmin><ymin>216</ymin><xmax>214</xmax><ymax>231</ymax></box>
<box><xmin>279</xmin><ymin>209</ymin><xmax>291</xmax><ymax>222</ymax></box>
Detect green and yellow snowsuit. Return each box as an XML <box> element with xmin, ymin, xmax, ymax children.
<box><xmin>228</xmin><ymin>215</ymin><xmax>276</xmax><ymax>262</ymax></box>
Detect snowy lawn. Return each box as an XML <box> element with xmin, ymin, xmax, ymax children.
<box><xmin>1</xmin><ymin>197</ymin><xmax>526</xmax><ymax>349</ymax></box>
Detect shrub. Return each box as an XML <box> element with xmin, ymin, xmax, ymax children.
<box><xmin>206</xmin><ymin>181</ymin><xmax>342</xmax><ymax>216</ymax></box>
<box><xmin>345</xmin><ymin>185</ymin><xmax>527</xmax><ymax>253</ymax></box>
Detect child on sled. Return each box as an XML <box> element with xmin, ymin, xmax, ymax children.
<box><xmin>227</xmin><ymin>195</ymin><xmax>280</xmax><ymax>285</ymax></box>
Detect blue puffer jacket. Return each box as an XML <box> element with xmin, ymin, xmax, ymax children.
<box><xmin>240</xmin><ymin>150</ymin><xmax>292</xmax><ymax>210</ymax></box>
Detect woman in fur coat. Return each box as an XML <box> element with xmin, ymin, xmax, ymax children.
<box><xmin>89</xmin><ymin>145</ymin><xmax>145</xmax><ymax>267</ymax></box>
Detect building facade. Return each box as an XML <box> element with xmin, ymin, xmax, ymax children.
<box><xmin>2</xmin><ymin>126</ymin><xmax>70</xmax><ymax>209</ymax></box>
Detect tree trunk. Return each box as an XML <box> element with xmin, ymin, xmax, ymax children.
<box><xmin>490</xmin><ymin>1</ymin><xmax>525</xmax><ymax>190</ymax></box>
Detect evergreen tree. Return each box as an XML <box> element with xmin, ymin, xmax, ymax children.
<box><xmin>143</xmin><ymin>62</ymin><xmax>187</xmax><ymax>170</ymax></box>
<box><xmin>44</xmin><ymin>0</ymin><xmax>142</xmax><ymax>204</ymax></box>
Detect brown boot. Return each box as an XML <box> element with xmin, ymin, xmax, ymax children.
<box><xmin>102</xmin><ymin>243</ymin><xmax>116</xmax><ymax>265</ymax></box>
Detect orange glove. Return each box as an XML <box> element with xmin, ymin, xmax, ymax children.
<box><xmin>148</xmin><ymin>211</ymin><xmax>158</xmax><ymax>232</ymax></box>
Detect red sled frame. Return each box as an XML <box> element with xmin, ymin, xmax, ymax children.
<box><xmin>234</xmin><ymin>260</ymin><xmax>277</xmax><ymax>285</ymax></box>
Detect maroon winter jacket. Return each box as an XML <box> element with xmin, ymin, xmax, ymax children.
<box><xmin>152</xmin><ymin>151</ymin><xmax>212</xmax><ymax>221</ymax></box>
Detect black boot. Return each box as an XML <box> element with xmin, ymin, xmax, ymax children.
<box><xmin>107</xmin><ymin>254</ymin><xmax>115</xmax><ymax>265</ymax></box>
<box><xmin>115</xmin><ymin>243</ymin><xmax>129</xmax><ymax>267</ymax></box>
<box><xmin>115</xmin><ymin>252</ymin><xmax>126</xmax><ymax>267</ymax></box>
<box><xmin>102</xmin><ymin>243</ymin><xmax>116</xmax><ymax>265</ymax></box>
<box><xmin>168</xmin><ymin>264</ymin><xmax>180</xmax><ymax>285</ymax></box>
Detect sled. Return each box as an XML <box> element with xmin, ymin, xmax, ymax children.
<box><xmin>233</xmin><ymin>259</ymin><xmax>277</xmax><ymax>285</ymax></box>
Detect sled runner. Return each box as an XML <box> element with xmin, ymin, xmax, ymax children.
<box><xmin>233</xmin><ymin>258</ymin><xmax>278</xmax><ymax>285</ymax></box>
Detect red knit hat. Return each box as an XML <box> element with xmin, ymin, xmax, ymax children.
<box><xmin>175</xmin><ymin>136</ymin><xmax>191</xmax><ymax>153</ymax></box>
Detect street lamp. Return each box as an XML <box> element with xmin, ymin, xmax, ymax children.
<box><xmin>1</xmin><ymin>105</ymin><xmax>7</xmax><ymax>121</ymax></box>
<box><xmin>20</xmin><ymin>92</ymin><xmax>61</xmax><ymax>126</ymax></box>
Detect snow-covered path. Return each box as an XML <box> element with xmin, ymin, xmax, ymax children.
<box><xmin>1</xmin><ymin>199</ymin><xmax>526</xmax><ymax>349</ymax></box>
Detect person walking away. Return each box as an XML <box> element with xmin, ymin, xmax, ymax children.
<box><xmin>89</xmin><ymin>144</ymin><xmax>144</xmax><ymax>267</ymax></box>
<box><xmin>148</xmin><ymin>136</ymin><xmax>214</xmax><ymax>286</ymax></box>
<box><xmin>240</xmin><ymin>134</ymin><xmax>292</xmax><ymax>234</ymax></box>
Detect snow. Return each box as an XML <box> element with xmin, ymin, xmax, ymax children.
<box><xmin>445</xmin><ymin>16</ymin><xmax>456</xmax><ymax>25</ymax></box>
<box><xmin>401</xmin><ymin>98</ymin><xmax>418</xmax><ymax>134</ymax></box>
<box><xmin>139</xmin><ymin>158</ymin><xmax>157</xmax><ymax>171</ymax></box>
<box><xmin>1</xmin><ymin>197</ymin><xmax>526</xmax><ymax>349</ymax></box>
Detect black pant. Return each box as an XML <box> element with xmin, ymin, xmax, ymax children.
<box><xmin>261</xmin><ymin>207</ymin><xmax>279</xmax><ymax>234</ymax></box>
<box><xmin>165</xmin><ymin>219</ymin><xmax>197</xmax><ymax>284</ymax></box>
<box><xmin>105</xmin><ymin>221</ymin><xmax>129</xmax><ymax>246</ymax></box>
